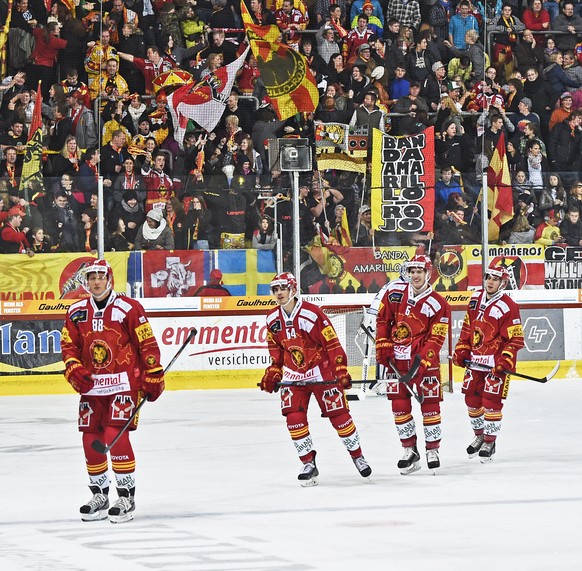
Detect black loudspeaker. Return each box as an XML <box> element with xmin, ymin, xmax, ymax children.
<box><xmin>278</xmin><ymin>138</ymin><xmax>312</xmax><ymax>172</ymax></box>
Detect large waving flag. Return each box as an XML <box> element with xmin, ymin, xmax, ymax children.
<box><xmin>241</xmin><ymin>0</ymin><xmax>319</xmax><ymax>120</ymax></box>
<box><xmin>18</xmin><ymin>81</ymin><xmax>44</xmax><ymax>206</ymax></box>
<box><xmin>167</xmin><ymin>46</ymin><xmax>249</xmax><ymax>149</ymax></box>
<box><xmin>487</xmin><ymin>132</ymin><xmax>513</xmax><ymax>241</ymax></box>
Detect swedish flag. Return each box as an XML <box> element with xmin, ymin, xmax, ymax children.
<box><xmin>217</xmin><ymin>250</ymin><xmax>276</xmax><ymax>296</ymax></box>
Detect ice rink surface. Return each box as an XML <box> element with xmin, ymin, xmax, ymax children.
<box><xmin>1</xmin><ymin>378</ymin><xmax>581</xmax><ymax>571</ymax></box>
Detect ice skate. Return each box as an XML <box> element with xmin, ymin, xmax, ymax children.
<box><xmin>80</xmin><ymin>486</ymin><xmax>109</xmax><ymax>522</ymax></box>
<box><xmin>108</xmin><ymin>488</ymin><xmax>135</xmax><ymax>523</ymax></box>
<box><xmin>479</xmin><ymin>441</ymin><xmax>496</xmax><ymax>463</ymax></box>
<box><xmin>467</xmin><ymin>434</ymin><xmax>484</xmax><ymax>458</ymax></box>
<box><xmin>398</xmin><ymin>446</ymin><xmax>421</xmax><ymax>475</ymax></box>
<box><xmin>353</xmin><ymin>455</ymin><xmax>372</xmax><ymax>478</ymax></box>
<box><xmin>426</xmin><ymin>449</ymin><xmax>440</xmax><ymax>470</ymax></box>
<box><xmin>298</xmin><ymin>453</ymin><xmax>319</xmax><ymax>487</ymax></box>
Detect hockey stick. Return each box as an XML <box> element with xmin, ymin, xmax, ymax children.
<box><xmin>388</xmin><ymin>355</ymin><xmax>424</xmax><ymax>404</ymax></box>
<box><xmin>263</xmin><ymin>379</ymin><xmax>378</xmax><ymax>389</ymax></box>
<box><xmin>463</xmin><ymin>359</ymin><xmax>560</xmax><ymax>384</ymax></box>
<box><xmin>91</xmin><ymin>327</ymin><xmax>198</xmax><ymax>455</ymax></box>
<box><xmin>356</xmin><ymin>321</ymin><xmax>375</xmax><ymax>391</ymax></box>
<box><xmin>358</xmin><ymin>324</ymin><xmax>424</xmax><ymax>398</ymax></box>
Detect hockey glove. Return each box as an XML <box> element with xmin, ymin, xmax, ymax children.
<box><xmin>260</xmin><ymin>364</ymin><xmax>282</xmax><ymax>393</ymax></box>
<box><xmin>375</xmin><ymin>338</ymin><xmax>394</xmax><ymax>366</ymax></box>
<box><xmin>495</xmin><ymin>352</ymin><xmax>515</xmax><ymax>375</ymax></box>
<box><xmin>335</xmin><ymin>357</ymin><xmax>352</xmax><ymax>390</ymax></box>
<box><xmin>64</xmin><ymin>361</ymin><xmax>94</xmax><ymax>394</ymax></box>
<box><xmin>142</xmin><ymin>373</ymin><xmax>165</xmax><ymax>402</ymax></box>
<box><xmin>453</xmin><ymin>346</ymin><xmax>471</xmax><ymax>368</ymax></box>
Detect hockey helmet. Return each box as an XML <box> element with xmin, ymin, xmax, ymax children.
<box><xmin>80</xmin><ymin>259</ymin><xmax>114</xmax><ymax>296</ymax></box>
<box><xmin>270</xmin><ymin>272</ymin><xmax>298</xmax><ymax>294</ymax></box>
<box><xmin>485</xmin><ymin>264</ymin><xmax>509</xmax><ymax>291</ymax></box>
<box><xmin>404</xmin><ymin>254</ymin><xmax>433</xmax><ymax>276</ymax></box>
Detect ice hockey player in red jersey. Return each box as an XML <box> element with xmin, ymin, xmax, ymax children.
<box><xmin>375</xmin><ymin>255</ymin><xmax>451</xmax><ymax>474</ymax></box>
<box><xmin>61</xmin><ymin>259</ymin><xmax>165</xmax><ymax>523</ymax></box>
<box><xmin>453</xmin><ymin>263</ymin><xmax>524</xmax><ymax>462</ymax></box>
<box><xmin>260</xmin><ymin>272</ymin><xmax>371</xmax><ymax>486</ymax></box>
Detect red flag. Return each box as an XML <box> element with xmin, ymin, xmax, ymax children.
<box><xmin>487</xmin><ymin>132</ymin><xmax>513</xmax><ymax>241</ymax></box>
<box><xmin>167</xmin><ymin>46</ymin><xmax>249</xmax><ymax>149</ymax></box>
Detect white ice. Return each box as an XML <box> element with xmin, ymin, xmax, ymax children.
<box><xmin>1</xmin><ymin>379</ymin><xmax>581</xmax><ymax>571</ymax></box>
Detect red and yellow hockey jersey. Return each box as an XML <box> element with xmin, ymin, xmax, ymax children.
<box><xmin>265</xmin><ymin>299</ymin><xmax>347</xmax><ymax>384</ymax></box>
<box><xmin>456</xmin><ymin>289</ymin><xmax>524</xmax><ymax>368</ymax></box>
<box><xmin>376</xmin><ymin>280</ymin><xmax>450</xmax><ymax>369</ymax></box>
<box><xmin>61</xmin><ymin>291</ymin><xmax>162</xmax><ymax>396</ymax></box>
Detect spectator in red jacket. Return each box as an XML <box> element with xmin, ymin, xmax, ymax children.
<box><xmin>26</xmin><ymin>22</ymin><xmax>68</xmax><ymax>99</ymax></box>
<box><xmin>193</xmin><ymin>269</ymin><xmax>231</xmax><ymax>296</ymax></box>
<box><xmin>0</xmin><ymin>210</ymin><xmax>34</xmax><ymax>256</ymax></box>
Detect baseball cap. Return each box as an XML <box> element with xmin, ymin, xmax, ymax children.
<box><xmin>561</xmin><ymin>92</ymin><xmax>573</xmax><ymax>100</ymax></box>
<box><xmin>358</xmin><ymin>43</ymin><xmax>371</xmax><ymax>52</ymax></box>
<box><xmin>410</xmin><ymin>80</ymin><xmax>421</xmax><ymax>88</ymax></box>
<box><xmin>520</xmin><ymin>97</ymin><xmax>533</xmax><ymax>108</ymax></box>
<box><xmin>210</xmin><ymin>269</ymin><xmax>223</xmax><ymax>283</ymax></box>
<box><xmin>432</xmin><ymin>61</ymin><xmax>445</xmax><ymax>72</ymax></box>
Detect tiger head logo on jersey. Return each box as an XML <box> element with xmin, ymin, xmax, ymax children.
<box><xmin>289</xmin><ymin>346</ymin><xmax>305</xmax><ymax>368</ymax></box>
<box><xmin>472</xmin><ymin>328</ymin><xmax>484</xmax><ymax>349</ymax></box>
<box><xmin>90</xmin><ymin>341</ymin><xmax>112</xmax><ymax>368</ymax></box>
<box><xmin>393</xmin><ymin>322</ymin><xmax>411</xmax><ymax>342</ymax></box>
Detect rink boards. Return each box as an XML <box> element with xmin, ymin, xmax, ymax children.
<box><xmin>0</xmin><ymin>291</ymin><xmax>581</xmax><ymax>394</ymax></box>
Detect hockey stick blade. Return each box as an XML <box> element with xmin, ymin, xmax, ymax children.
<box><xmin>91</xmin><ymin>327</ymin><xmax>198</xmax><ymax>455</ymax></box>
<box><xmin>464</xmin><ymin>359</ymin><xmax>560</xmax><ymax>383</ymax></box>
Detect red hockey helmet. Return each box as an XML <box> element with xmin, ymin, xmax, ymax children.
<box><xmin>485</xmin><ymin>264</ymin><xmax>509</xmax><ymax>291</ymax></box>
<box><xmin>270</xmin><ymin>272</ymin><xmax>297</xmax><ymax>294</ymax></box>
<box><xmin>80</xmin><ymin>259</ymin><xmax>114</xmax><ymax>296</ymax></box>
<box><xmin>405</xmin><ymin>254</ymin><xmax>433</xmax><ymax>276</ymax></box>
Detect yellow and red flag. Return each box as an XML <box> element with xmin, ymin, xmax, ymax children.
<box><xmin>487</xmin><ymin>132</ymin><xmax>513</xmax><ymax>241</ymax></box>
<box><xmin>240</xmin><ymin>0</ymin><xmax>319</xmax><ymax>120</ymax></box>
<box><xmin>18</xmin><ymin>82</ymin><xmax>45</xmax><ymax>205</ymax></box>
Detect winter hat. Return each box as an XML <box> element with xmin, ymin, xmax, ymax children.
<box><xmin>124</xmin><ymin>190</ymin><xmax>138</xmax><ymax>202</ymax></box>
<box><xmin>147</xmin><ymin>209</ymin><xmax>163</xmax><ymax>222</ymax></box>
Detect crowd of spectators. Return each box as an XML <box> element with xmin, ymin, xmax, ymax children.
<box><xmin>3</xmin><ymin>0</ymin><xmax>582</xmax><ymax>262</ymax></box>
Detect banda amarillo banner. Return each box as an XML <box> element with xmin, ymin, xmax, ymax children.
<box><xmin>304</xmin><ymin>244</ymin><xmax>546</xmax><ymax>294</ymax></box>
<box><xmin>370</xmin><ymin>126</ymin><xmax>435</xmax><ymax>233</ymax></box>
